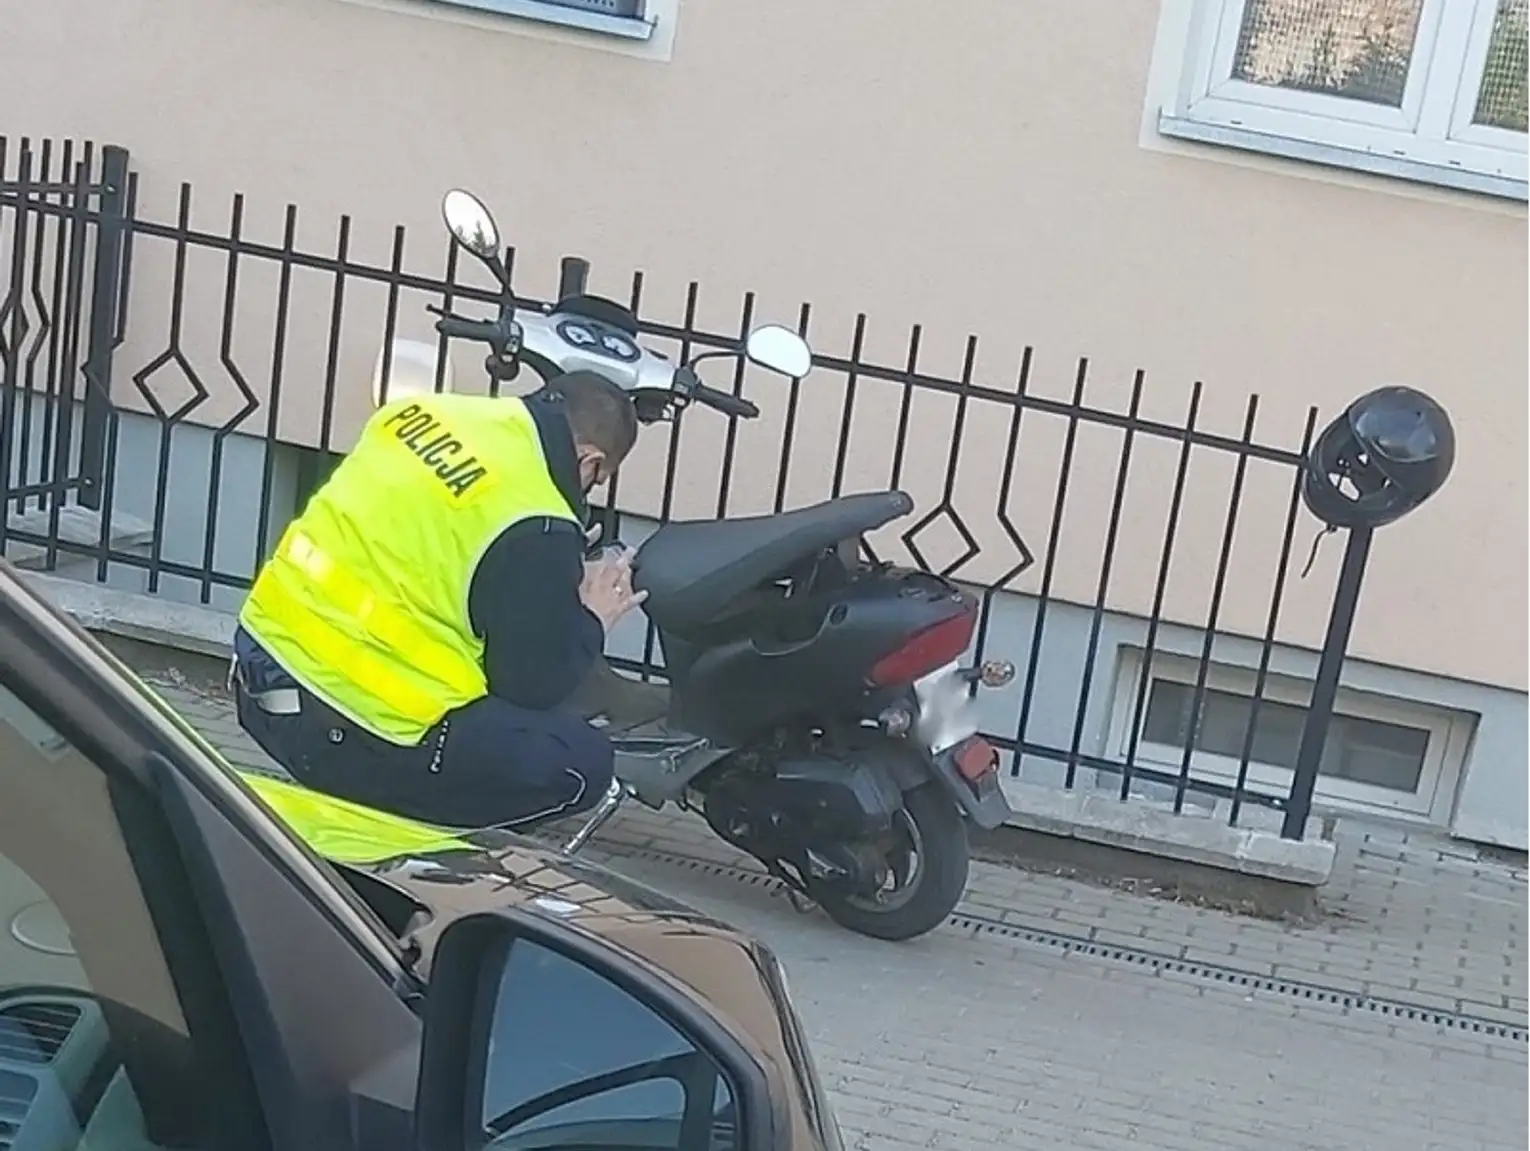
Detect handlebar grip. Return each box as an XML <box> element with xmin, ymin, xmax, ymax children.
<box><xmin>434</xmin><ymin>315</ymin><xmax>498</xmax><ymax>341</ymax></box>
<box><xmin>692</xmin><ymin>384</ymin><xmax>759</xmax><ymax>419</ymax></box>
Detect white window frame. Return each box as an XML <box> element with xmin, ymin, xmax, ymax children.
<box><xmin>335</xmin><ymin>0</ymin><xmax>676</xmax><ymax>61</ymax></box>
<box><xmin>1106</xmin><ymin>648</ymin><xmax>1475</xmax><ymax>822</ymax></box>
<box><xmin>1159</xmin><ymin>0</ymin><xmax>1528</xmax><ymax>201</ymax></box>
<box><xmin>425</xmin><ymin>0</ymin><xmax>655</xmax><ymax>40</ymax></box>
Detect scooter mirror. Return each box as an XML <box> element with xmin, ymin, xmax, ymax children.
<box><xmin>441</xmin><ymin>189</ymin><xmax>502</xmax><ymax>260</ymax></box>
<box><xmin>372</xmin><ymin>337</ymin><xmax>455</xmax><ymax>407</ymax></box>
<box><xmin>744</xmin><ymin>324</ymin><xmax>813</xmax><ymax>379</ymax></box>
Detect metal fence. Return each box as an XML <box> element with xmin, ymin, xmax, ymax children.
<box><xmin>0</xmin><ymin>137</ymin><xmax>1375</xmax><ymax>839</ymax></box>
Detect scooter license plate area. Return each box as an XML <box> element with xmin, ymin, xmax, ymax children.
<box><xmin>911</xmin><ymin>661</ymin><xmax>980</xmax><ymax>754</ymax></box>
<box><xmin>953</xmin><ymin>736</ymin><xmax>1000</xmax><ymax>783</ymax></box>
<box><xmin>931</xmin><ymin>735</ymin><xmax>1013</xmax><ymax>830</ymax></box>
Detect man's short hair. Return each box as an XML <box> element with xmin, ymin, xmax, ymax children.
<box><xmin>547</xmin><ymin>371</ymin><xmax>639</xmax><ymax>462</ymax></box>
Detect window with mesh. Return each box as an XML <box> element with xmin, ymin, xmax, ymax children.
<box><xmin>1231</xmin><ymin>0</ymin><xmax>1426</xmax><ymax>107</ymax></box>
<box><xmin>1475</xmin><ymin>0</ymin><xmax>1529</xmax><ymax>131</ymax></box>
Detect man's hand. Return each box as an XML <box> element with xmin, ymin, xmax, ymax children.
<box><xmin>580</xmin><ymin>546</ymin><xmax>648</xmax><ymax>631</ymax></box>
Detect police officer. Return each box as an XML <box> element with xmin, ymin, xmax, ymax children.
<box><xmin>231</xmin><ymin>371</ymin><xmax>645</xmax><ymax>830</ymax></box>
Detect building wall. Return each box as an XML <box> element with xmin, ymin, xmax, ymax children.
<box><xmin>1</xmin><ymin>0</ymin><xmax>1524</xmax><ymax>695</ymax></box>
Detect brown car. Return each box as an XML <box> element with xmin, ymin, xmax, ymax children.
<box><xmin>0</xmin><ymin>559</ymin><xmax>844</xmax><ymax>1150</ymax></box>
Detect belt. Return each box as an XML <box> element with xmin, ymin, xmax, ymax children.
<box><xmin>228</xmin><ymin>655</ymin><xmax>303</xmax><ymax>716</ymax></box>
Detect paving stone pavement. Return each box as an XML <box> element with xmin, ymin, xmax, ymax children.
<box><xmin>153</xmin><ymin>674</ymin><xmax>1528</xmax><ymax>1150</ymax></box>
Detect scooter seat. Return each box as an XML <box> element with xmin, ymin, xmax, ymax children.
<box><xmin>634</xmin><ymin>490</ymin><xmax>914</xmax><ymax>631</ymax></box>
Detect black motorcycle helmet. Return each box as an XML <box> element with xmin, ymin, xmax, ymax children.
<box><xmin>1301</xmin><ymin>385</ymin><xmax>1455</xmax><ymax>530</ymax></box>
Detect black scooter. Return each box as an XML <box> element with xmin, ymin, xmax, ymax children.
<box><xmin>403</xmin><ymin>189</ymin><xmax>1016</xmax><ymax>941</ymax></box>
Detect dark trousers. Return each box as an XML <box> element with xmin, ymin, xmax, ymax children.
<box><xmin>235</xmin><ymin>676</ymin><xmax>614</xmax><ymax>832</ymax></box>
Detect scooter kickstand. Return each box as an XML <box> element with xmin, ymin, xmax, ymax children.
<box><xmin>562</xmin><ymin>777</ymin><xmax>626</xmax><ymax>856</ymax></box>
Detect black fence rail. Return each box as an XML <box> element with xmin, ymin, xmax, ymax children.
<box><xmin>1</xmin><ymin>136</ymin><xmax>1372</xmax><ymax>838</ymax></box>
<box><xmin>0</xmin><ymin>139</ymin><xmax>127</xmax><ymax>527</ymax></box>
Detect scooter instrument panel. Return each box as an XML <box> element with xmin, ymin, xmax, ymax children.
<box><xmin>554</xmin><ymin>317</ymin><xmax>642</xmax><ymax>365</ymax></box>
<box><xmin>518</xmin><ymin>307</ymin><xmax>681</xmax><ymax>393</ymax></box>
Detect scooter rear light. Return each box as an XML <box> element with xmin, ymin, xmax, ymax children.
<box><xmin>954</xmin><ymin>737</ymin><xmax>999</xmax><ymax>783</ymax></box>
<box><xmin>867</xmin><ymin>608</ymin><xmax>977</xmax><ymax>688</ymax></box>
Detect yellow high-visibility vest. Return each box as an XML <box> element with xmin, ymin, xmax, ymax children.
<box><xmin>240</xmin><ymin>394</ymin><xmax>580</xmax><ymax>745</ymax></box>
<box><xmin>242</xmin><ymin>771</ymin><xmax>472</xmax><ymax>865</ymax></box>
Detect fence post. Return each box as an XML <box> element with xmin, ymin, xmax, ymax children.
<box><xmin>1281</xmin><ymin>524</ymin><xmax>1374</xmax><ymax>839</ymax></box>
<box><xmin>77</xmin><ymin>144</ymin><xmax>130</xmax><ymax>511</ymax></box>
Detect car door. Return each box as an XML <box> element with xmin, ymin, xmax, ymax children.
<box><xmin>0</xmin><ymin>666</ymin><xmax>272</xmax><ymax>1151</ymax></box>
<box><xmin>1</xmin><ymin>567</ymin><xmax>815</xmax><ymax>1151</ymax></box>
<box><xmin>0</xmin><ymin>567</ymin><xmax>436</xmax><ymax>1150</ymax></box>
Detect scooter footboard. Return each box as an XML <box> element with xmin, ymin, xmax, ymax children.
<box><xmin>611</xmin><ymin>730</ymin><xmax>726</xmax><ymax>808</ymax></box>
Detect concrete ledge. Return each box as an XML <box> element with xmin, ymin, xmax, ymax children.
<box><xmin>998</xmin><ymin>778</ymin><xmax>1333</xmax><ymax>886</ymax></box>
<box><xmin>971</xmin><ymin>822</ymin><xmax>1326</xmax><ymax>920</ymax></box>
<box><xmin>21</xmin><ymin>570</ymin><xmax>236</xmax><ymax>661</ymax></box>
<box><xmin>21</xmin><ymin>572</ymin><xmax>1336</xmax><ymax>901</ymax></box>
<box><xmin>6</xmin><ymin>504</ymin><xmax>154</xmax><ymax>572</ymax></box>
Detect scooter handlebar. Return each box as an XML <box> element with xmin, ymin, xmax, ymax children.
<box><xmin>433</xmin><ymin>314</ymin><xmax>501</xmax><ymax>342</ymax></box>
<box><xmin>690</xmin><ymin>382</ymin><xmax>760</xmax><ymax>419</ymax></box>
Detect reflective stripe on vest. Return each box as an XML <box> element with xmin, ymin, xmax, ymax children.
<box><xmin>239</xmin><ymin>395</ymin><xmax>579</xmax><ymax>745</ymax></box>
<box><xmin>243</xmin><ymin>771</ymin><xmax>471</xmax><ymax>865</ymax></box>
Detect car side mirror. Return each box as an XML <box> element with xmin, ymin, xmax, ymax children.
<box><xmin>414</xmin><ymin>911</ymin><xmax>777</xmax><ymax>1150</ymax></box>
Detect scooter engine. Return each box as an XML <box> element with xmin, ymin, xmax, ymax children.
<box><xmin>702</xmin><ymin>755</ymin><xmax>904</xmax><ymax>894</ymax></box>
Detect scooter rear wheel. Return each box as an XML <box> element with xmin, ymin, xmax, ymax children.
<box><xmin>813</xmin><ymin>782</ymin><xmax>969</xmax><ymax>942</ymax></box>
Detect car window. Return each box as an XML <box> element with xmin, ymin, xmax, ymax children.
<box><xmin>482</xmin><ymin>938</ymin><xmax>738</xmax><ymax>1151</ymax></box>
<box><xmin>0</xmin><ymin>678</ymin><xmax>215</xmax><ymax>1151</ymax></box>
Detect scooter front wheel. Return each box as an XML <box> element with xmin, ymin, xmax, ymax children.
<box><xmin>813</xmin><ymin>782</ymin><xmax>969</xmax><ymax>942</ymax></box>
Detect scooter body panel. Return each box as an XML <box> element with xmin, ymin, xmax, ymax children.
<box><xmin>663</xmin><ymin>570</ymin><xmax>972</xmax><ymax>746</ymax></box>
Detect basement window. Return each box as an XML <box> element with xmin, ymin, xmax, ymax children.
<box><xmin>1107</xmin><ymin>647</ymin><xmax>1475</xmax><ymax>821</ymax></box>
